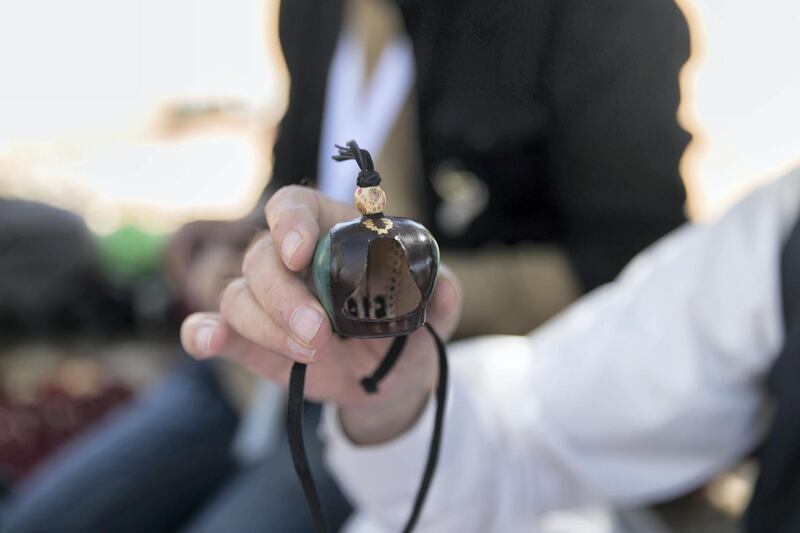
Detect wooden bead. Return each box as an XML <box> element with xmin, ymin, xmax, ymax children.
<box><xmin>354</xmin><ymin>186</ymin><xmax>386</xmax><ymax>215</ymax></box>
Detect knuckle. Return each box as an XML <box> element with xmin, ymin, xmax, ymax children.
<box><xmin>267</xmin><ymin>185</ymin><xmax>304</xmax><ymax>214</ymax></box>
<box><xmin>241</xmin><ymin>247</ymin><xmax>257</xmax><ymax>279</ymax></box>
<box><xmin>282</xmin><ymin>184</ymin><xmax>307</xmax><ymax>197</ymax></box>
<box><xmin>241</xmin><ymin>233</ymin><xmax>273</xmax><ymax>278</ymax></box>
<box><xmin>219</xmin><ymin>278</ymin><xmax>247</xmax><ymax>317</ymax></box>
<box><xmin>280</xmin><ymin>204</ymin><xmax>316</xmax><ymax>233</ymax></box>
<box><xmin>257</xmin><ymin>312</ymin><xmax>278</xmax><ymax>346</ymax></box>
<box><xmin>265</xmin><ymin>189</ymin><xmax>285</xmax><ymax>217</ymax></box>
<box><xmin>264</xmin><ymin>280</ymin><xmax>291</xmax><ymax>323</ymax></box>
<box><xmin>266</xmin><ymin>185</ymin><xmax>318</xmax><ymax>230</ymax></box>
<box><xmin>293</xmin><ymin>203</ymin><xmax>317</xmax><ymax>224</ymax></box>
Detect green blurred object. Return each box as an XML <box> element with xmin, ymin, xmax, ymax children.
<box><xmin>96</xmin><ymin>225</ymin><xmax>167</xmax><ymax>280</ymax></box>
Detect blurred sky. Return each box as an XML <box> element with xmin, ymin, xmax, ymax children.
<box><xmin>0</xmin><ymin>0</ymin><xmax>798</xmax><ymax>231</ymax></box>
<box><xmin>676</xmin><ymin>0</ymin><xmax>800</xmax><ymax>217</ymax></box>
<box><xmin>0</xmin><ymin>0</ymin><xmax>286</xmax><ymax>232</ymax></box>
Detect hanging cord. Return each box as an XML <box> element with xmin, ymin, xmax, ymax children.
<box><xmin>403</xmin><ymin>323</ymin><xmax>448</xmax><ymax>533</ymax></box>
<box><xmin>287</xmin><ymin>362</ymin><xmax>328</xmax><ymax>533</ymax></box>
<box><xmin>287</xmin><ymin>324</ymin><xmax>449</xmax><ymax>533</ymax></box>
<box><xmin>360</xmin><ymin>334</ymin><xmax>408</xmax><ymax>393</ymax></box>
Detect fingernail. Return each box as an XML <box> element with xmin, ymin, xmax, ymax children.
<box><xmin>195</xmin><ymin>320</ymin><xmax>219</xmax><ymax>355</ymax></box>
<box><xmin>281</xmin><ymin>231</ymin><xmax>302</xmax><ymax>264</ymax></box>
<box><xmin>291</xmin><ymin>306</ymin><xmax>323</xmax><ymax>343</ymax></box>
<box><xmin>288</xmin><ymin>337</ymin><xmax>316</xmax><ymax>361</ymax></box>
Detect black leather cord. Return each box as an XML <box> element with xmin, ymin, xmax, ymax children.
<box><xmin>286</xmin><ymin>324</ymin><xmax>449</xmax><ymax>533</ymax></box>
<box><xmin>361</xmin><ymin>335</ymin><xmax>408</xmax><ymax>393</ymax></box>
<box><xmin>288</xmin><ymin>363</ymin><xmax>329</xmax><ymax>533</ymax></box>
<box><xmin>403</xmin><ymin>324</ymin><xmax>448</xmax><ymax>533</ymax></box>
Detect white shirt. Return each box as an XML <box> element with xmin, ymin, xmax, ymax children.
<box><xmin>322</xmin><ymin>167</ymin><xmax>800</xmax><ymax>532</ymax></box>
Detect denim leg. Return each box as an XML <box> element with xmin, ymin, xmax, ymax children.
<box><xmin>1</xmin><ymin>357</ymin><xmax>238</xmax><ymax>533</ymax></box>
<box><xmin>184</xmin><ymin>403</ymin><xmax>352</xmax><ymax>533</ymax></box>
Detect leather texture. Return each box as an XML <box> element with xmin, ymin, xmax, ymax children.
<box><xmin>314</xmin><ymin>214</ymin><xmax>439</xmax><ymax>338</ymax></box>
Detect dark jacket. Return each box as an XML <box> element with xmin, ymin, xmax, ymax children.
<box><xmin>270</xmin><ymin>0</ymin><xmax>691</xmax><ymax>291</ymax></box>
<box><xmin>746</xmin><ymin>210</ymin><xmax>800</xmax><ymax>533</ymax></box>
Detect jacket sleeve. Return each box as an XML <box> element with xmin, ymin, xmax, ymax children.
<box><xmin>266</xmin><ymin>0</ymin><xmax>343</xmax><ymax>197</ymax></box>
<box><xmin>322</xmin><ymin>169</ymin><xmax>800</xmax><ymax>532</ymax></box>
<box><xmin>547</xmin><ymin>0</ymin><xmax>692</xmax><ymax>290</ymax></box>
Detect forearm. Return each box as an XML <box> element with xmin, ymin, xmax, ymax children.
<box><xmin>323</xmin><ymin>170</ymin><xmax>800</xmax><ymax>531</ymax></box>
<box><xmin>338</xmin><ymin>361</ymin><xmax>435</xmax><ymax>445</ymax></box>
<box><xmin>324</xmin><ymin>336</ymin><xmax>541</xmax><ymax>532</ymax></box>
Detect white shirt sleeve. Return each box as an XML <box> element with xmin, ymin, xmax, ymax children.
<box><xmin>322</xmin><ymin>169</ymin><xmax>800</xmax><ymax>533</ymax></box>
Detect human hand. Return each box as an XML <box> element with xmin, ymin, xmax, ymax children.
<box><xmin>165</xmin><ymin>213</ymin><xmax>263</xmax><ymax>311</ymax></box>
<box><xmin>180</xmin><ymin>186</ymin><xmax>462</xmax><ymax>443</ymax></box>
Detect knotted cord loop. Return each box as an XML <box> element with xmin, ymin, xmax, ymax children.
<box><xmin>286</xmin><ymin>324</ymin><xmax>449</xmax><ymax>533</ymax></box>
<box><xmin>333</xmin><ymin>140</ymin><xmax>382</xmax><ymax>188</ymax></box>
<box><xmin>360</xmin><ymin>335</ymin><xmax>408</xmax><ymax>394</ymax></box>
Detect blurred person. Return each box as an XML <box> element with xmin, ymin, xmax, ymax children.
<box><xmin>183</xmin><ymin>166</ymin><xmax>800</xmax><ymax>533</ymax></box>
<box><xmin>169</xmin><ymin>0</ymin><xmax>691</xmax><ymax>337</ymax></box>
<box><xmin>1</xmin><ymin>0</ymin><xmax>691</xmax><ymax>531</ymax></box>
<box><xmin>0</xmin><ymin>198</ymin><xmax>130</xmax><ymax>340</ymax></box>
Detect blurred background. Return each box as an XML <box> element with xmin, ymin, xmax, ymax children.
<box><xmin>0</xmin><ymin>0</ymin><xmax>798</xmax><ymax>531</ymax></box>
<box><xmin>3</xmin><ymin>1</ymin><xmax>800</xmax><ymax>231</ymax></box>
<box><xmin>0</xmin><ymin>0</ymin><xmax>285</xmax><ymax>492</ymax></box>
<box><xmin>0</xmin><ymin>0</ymin><xmax>283</xmax><ymax>231</ymax></box>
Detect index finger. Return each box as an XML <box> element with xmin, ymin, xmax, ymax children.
<box><xmin>265</xmin><ymin>185</ymin><xmax>357</xmax><ymax>272</ymax></box>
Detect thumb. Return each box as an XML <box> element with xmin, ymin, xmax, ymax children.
<box><xmin>425</xmin><ymin>264</ymin><xmax>462</xmax><ymax>341</ymax></box>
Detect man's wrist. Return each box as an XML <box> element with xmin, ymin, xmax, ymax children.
<box><xmin>339</xmin><ymin>378</ymin><xmax>434</xmax><ymax>445</ymax></box>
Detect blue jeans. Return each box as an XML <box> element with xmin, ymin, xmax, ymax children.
<box><xmin>1</xmin><ymin>358</ymin><xmax>351</xmax><ymax>533</ymax></box>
